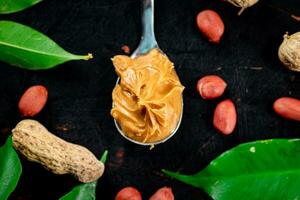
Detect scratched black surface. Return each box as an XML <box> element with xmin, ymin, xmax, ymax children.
<box><xmin>1</xmin><ymin>0</ymin><xmax>300</xmax><ymax>199</ymax></box>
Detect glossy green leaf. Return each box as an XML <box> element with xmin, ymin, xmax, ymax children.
<box><xmin>0</xmin><ymin>21</ymin><xmax>92</xmax><ymax>70</ymax></box>
<box><xmin>59</xmin><ymin>150</ymin><xmax>108</xmax><ymax>200</ymax></box>
<box><xmin>0</xmin><ymin>0</ymin><xmax>42</xmax><ymax>14</ymax></box>
<box><xmin>0</xmin><ymin>135</ymin><xmax>22</xmax><ymax>200</ymax></box>
<box><xmin>163</xmin><ymin>139</ymin><xmax>300</xmax><ymax>200</ymax></box>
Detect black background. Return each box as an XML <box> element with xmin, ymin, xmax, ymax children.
<box><xmin>1</xmin><ymin>0</ymin><xmax>300</xmax><ymax>199</ymax></box>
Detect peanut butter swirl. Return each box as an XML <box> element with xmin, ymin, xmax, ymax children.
<box><xmin>111</xmin><ymin>49</ymin><xmax>184</xmax><ymax>143</ymax></box>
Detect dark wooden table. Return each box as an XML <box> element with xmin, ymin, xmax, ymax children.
<box><xmin>1</xmin><ymin>0</ymin><xmax>300</xmax><ymax>199</ymax></box>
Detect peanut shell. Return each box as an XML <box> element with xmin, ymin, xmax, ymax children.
<box><xmin>278</xmin><ymin>32</ymin><xmax>300</xmax><ymax>72</ymax></box>
<box><xmin>226</xmin><ymin>0</ymin><xmax>259</xmax><ymax>15</ymax></box>
<box><xmin>12</xmin><ymin>119</ymin><xmax>104</xmax><ymax>183</ymax></box>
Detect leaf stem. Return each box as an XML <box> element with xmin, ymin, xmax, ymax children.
<box><xmin>162</xmin><ymin>169</ymin><xmax>190</xmax><ymax>183</ymax></box>
<box><xmin>84</xmin><ymin>53</ymin><xmax>93</xmax><ymax>60</ymax></box>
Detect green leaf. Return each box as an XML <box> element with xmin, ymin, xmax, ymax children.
<box><xmin>0</xmin><ymin>0</ymin><xmax>42</xmax><ymax>14</ymax></box>
<box><xmin>59</xmin><ymin>150</ymin><xmax>108</xmax><ymax>200</ymax></box>
<box><xmin>0</xmin><ymin>135</ymin><xmax>22</xmax><ymax>200</ymax></box>
<box><xmin>59</xmin><ymin>182</ymin><xmax>97</xmax><ymax>200</ymax></box>
<box><xmin>163</xmin><ymin>139</ymin><xmax>300</xmax><ymax>200</ymax></box>
<box><xmin>0</xmin><ymin>21</ymin><xmax>92</xmax><ymax>70</ymax></box>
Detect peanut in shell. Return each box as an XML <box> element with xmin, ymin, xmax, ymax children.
<box><xmin>278</xmin><ymin>32</ymin><xmax>300</xmax><ymax>72</ymax></box>
<box><xmin>12</xmin><ymin>119</ymin><xmax>104</xmax><ymax>183</ymax></box>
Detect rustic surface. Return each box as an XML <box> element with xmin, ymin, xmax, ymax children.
<box><xmin>0</xmin><ymin>0</ymin><xmax>300</xmax><ymax>199</ymax></box>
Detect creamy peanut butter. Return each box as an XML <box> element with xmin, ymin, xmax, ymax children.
<box><xmin>111</xmin><ymin>49</ymin><xmax>184</xmax><ymax>143</ymax></box>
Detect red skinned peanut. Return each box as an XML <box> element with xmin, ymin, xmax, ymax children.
<box><xmin>213</xmin><ymin>99</ymin><xmax>237</xmax><ymax>135</ymax></box>
<box><xmin>197</xmin><ymin>75</ymin><xmax>227</xmax><ymax>99</ymax></box>
<box><xmin>273</xmin><ymin>97</ymin><xmax>300</xmax><ymax>121</ymax></box>
<box><xmin>115</xmin><ymin>187</ymin><xmax>142</xmax><ymax>200</ymax></box>
<box><xmin>18</xmin><ymin>85</ymin><xmax>48</xmax><ymax>117</ymax></box>
<box><xmin>196</xmin><ymin>10</ymin><xmax>225</xmax><ymax>43</ymax></box>
<box><xmin>149</xmin><ymin>187</ymin><xmax>174</xmax><ymax>200</ymax></box>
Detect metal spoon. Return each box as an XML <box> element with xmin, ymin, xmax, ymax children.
<box><xmin>114</xmin><ymin>0</ymin><xmax>183</xmax><ymax>146</ymax></box>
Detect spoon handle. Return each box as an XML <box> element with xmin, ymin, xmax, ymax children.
<box><xmin>132</xmin><ymin>0</ymin><xmax>158</xmax><ymax>58</ymax></box>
